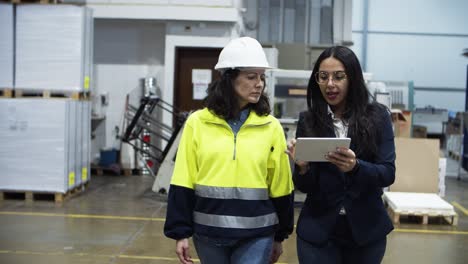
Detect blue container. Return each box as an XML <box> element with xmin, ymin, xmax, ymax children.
<box><xmin>100</xmin><ymin>149</ymin><xmax>118</xmax><ymax>167</ymax></box>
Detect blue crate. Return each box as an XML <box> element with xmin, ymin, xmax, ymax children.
<box><xmin>99</xmin><ymin>149</ymin><xmax>118</xmax><ymax>167</ymax></box>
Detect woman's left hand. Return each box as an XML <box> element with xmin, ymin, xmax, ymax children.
<box><xmin>325</xmin><ymin>147</ymin><xmax>357</xmax><ymax>173</ymax></box>
<box><xmin>269</xmin><ymin>241</ymin><xmax>283</xmax><ymax>263</ymax></box>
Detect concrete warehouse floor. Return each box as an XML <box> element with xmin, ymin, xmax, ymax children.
<box><xmin>0</xmin><ymin>157</ymin><xmax>467</xmax><ymax>264</ymax></box>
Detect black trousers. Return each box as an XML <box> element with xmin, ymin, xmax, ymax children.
<box><xmin>297</xmin><ymin>216</ymin><xmax>387</xmax><ymax>264</ymax></box>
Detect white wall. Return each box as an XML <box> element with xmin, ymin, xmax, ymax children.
<box><xmin>88</xmin><ymin>1</ymin><xmax>244</xmax><ymax>164</ymax></box>
<box><xmin>351</xmin><ymin>0</ymin><xmax>468</xmax><ymax>111</ymax></box>
<box><xmin>93</xmin><ymin>19</ymin><xmax>165</xmax><ymax>158</ymax></box>
<box><xmin>92</xmin><ymin>18</ymin><xmax>239</xmax><ymax>161</ymax></box>
<box><xmin>367</xmin><ymin>0</ymin><xmax>468</xmax><ymax>34</ymax></box>
<box><xmin>83</xmin><ymin>0</ymin><xmax>233</xmax><ymax>7</ymax></box>
<box><xmin>366</xmin><ymin>34</ymin><xmax>467</xmax><ymax>89</ymax></box>
<box><xmin>166</xmin><ymin>21</ymin><xmax>235</xmax><ymax>37</ymax></box>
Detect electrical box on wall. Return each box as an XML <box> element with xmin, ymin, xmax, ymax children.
<box><xmin>275</xmin><ymin>43</ymin><xmax>310</xmax><ymax>70</ymax></box>
<box><xmin>275</xmin><ymin>44</ymin><xmax>328</xmax><ymax>71</ymax></box>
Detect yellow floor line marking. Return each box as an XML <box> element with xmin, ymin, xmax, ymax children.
<box><xmin>452</xmin><ymin>201</ymin><xmax>468</xmax><ymax>216</ymax></box>
<box><xmin>119</xmin><ymin>254</ymin><xmax>195</xmax><ymax>261</ymax></box>
<box><xmin>1</xmin><ymin>211</ymin><xmax>467</xmax><ymax>236</ymax></box>
<box><xmin>0</xmin><ymin>250</ymin><xmax>196</xmax><ymax>262</ymax></box>
<box><xmin>394</xmin><ymin>228</ymin><xmax>468</xmax><ymax>235</ymax></box>
<box><xmin>0</xmin><ymin>211</ymin><xmax>165</xmax><ymax>222</ymax></box>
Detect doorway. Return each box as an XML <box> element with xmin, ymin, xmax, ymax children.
<box><xmin>174</xmin><ymin>47</ymin><xmax>222</xmax><ymax>112</ymax></box>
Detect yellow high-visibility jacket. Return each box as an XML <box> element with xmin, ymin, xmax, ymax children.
<box><xmin>164</xmin><ymin>108</ymin><xmax>294</xmax><ymax>241</ymax></box>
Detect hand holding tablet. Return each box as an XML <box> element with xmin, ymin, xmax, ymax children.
<box><xmin>294</xmin><ymin>137</ymin><xmax>351</xmax><ymax>162</ymax></box>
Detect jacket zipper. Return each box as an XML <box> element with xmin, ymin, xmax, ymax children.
<box><xmin>207</xmin><ymin>121</ymin><xmax>271</xmax><ymax>161</ymax></box>
<box><xmin>233</xmin><ymin>135</ymin><xmax>237</xmax><ymax>160</ymax></box>
<box><xmin>232</xmin><ymin>122</ymin><xmax>271</xmax><ymax>160</ymax></box>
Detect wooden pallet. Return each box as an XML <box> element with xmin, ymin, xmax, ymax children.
<box><xmin>9</xmin><ymin>0</ymin><xmax>57</xmax><ymax>4</ymax></box>
<box><xmin>0</xmin><ymin>182</ymin><xmax>89</xmax><ymax>204</ymax></box>
<box><xmin>383</xmin><ymin>192</ymin><xmax>458</xmax><ymax>226</ymax></box>
<box><xmin>0</xmin><ymin>89</ymin><xmax>13</xmax><ymax>98</ymax></box>
<box><xmin>13</xmin><ymin>89</ymin><xmax>90</xmax><ymax>100</ymax></box>
<box><xmin>91</xmin><ymin>165</ymin><xmax>138</xmax><ymax>176</ymax></box>
<box><xmin>387</xmin><ymin>206</ymin><xmax>458</xmax><ymax>226</ymax></box>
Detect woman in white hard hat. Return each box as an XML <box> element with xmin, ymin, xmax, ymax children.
<box><xmin>164</xmin><ymin>37</ymin><xmax>294</xmax><ymax>264</ymax></box>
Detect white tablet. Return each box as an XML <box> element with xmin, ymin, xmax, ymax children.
<box><xmin>295</xmin><ymin>137</ymin><xmax>351</xmax><ymax>162</ymax></box>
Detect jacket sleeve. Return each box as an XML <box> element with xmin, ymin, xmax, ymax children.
<box><xmin>351</xmin><ymin>109</ymin><xmax>396</xmax><ymax>189</ymax></box>
<box><xmin>164</xmin><ymin>185</ymin><xmax>195</xmax><ymax>240</ymax></box>
<box><xmin>163</xmin><ymin>119</ymin><xmax>197</xmax><ymax>240</ymax></box>
<box><xmin>267</xmin><ymin>119</ymin><xmax>294</xmax><ymax>242</ymax></box>
<box><xmin>292</xmin><ymin>111</ymin><xmax>319</xmax><ymax>193</ymax></box>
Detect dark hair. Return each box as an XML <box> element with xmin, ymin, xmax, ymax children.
<box><xmin>203</xmin><ymin>69</ymin><xmax>271</xmax><ymax>120</ymax></box>
<box><xmin>304</xmin><ymin>46</ymin><xmax>386</xmax><ymax>158</ymax></box>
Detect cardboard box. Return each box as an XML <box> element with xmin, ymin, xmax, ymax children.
<box><xmin>438</xmin><ymin>158</ymin><xmax>447</xmax><ymax>197</ymax></box>
<box><xmin>390</xmin><ymin>138</ymin><xmax>440</xmax><ymax>193</ymax></box>
<box><xmin>399</xmin><ymin>110</ymin><xmax>412</xmax><ymax>137</ymax></box>
<box><xmin>412</xmin><ymin>125</ymin><xmax>427</xmax><ymax>138</ymax></box>
<box><xmin>391</xmin><ymin>109</ymin><xmax>412</xmax><ymax>137</ymax></box>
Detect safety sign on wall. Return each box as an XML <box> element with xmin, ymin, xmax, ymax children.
<box><xmin>192</xmin><ymin>69</ymin><xmax>212</xmax><ymax>100</ymax></box>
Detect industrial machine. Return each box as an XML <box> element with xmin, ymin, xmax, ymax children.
<box><xmin>412</xmin><ymin>107</ymin><xmax>449</xmax><ymax>136</ymax></box>
<box><xmin>265</xmin><ymin>69</ymin><xmax>311</xmax><ymax>139</ymax></box>
<box><xmin>121</xmin><ymin>94</ymin><xmax>188</xmax><ymax>194</ymax></box>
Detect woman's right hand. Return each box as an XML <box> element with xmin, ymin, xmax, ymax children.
<box><xmin>175</xmin><ymin>238</ymin><xmax>194</xmax><ymax>264</ymax></box>
<box><xmin>286</xmin><ymin>139</ymin><xmax>309</xmax><ymax>174</ymax></box>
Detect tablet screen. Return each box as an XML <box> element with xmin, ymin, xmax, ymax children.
<box><xmin>295</xmin><ymin>137</ymin><xmax>351</xmax><ymax>162</ymax></box>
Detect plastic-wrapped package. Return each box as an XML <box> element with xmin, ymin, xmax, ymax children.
<box><xmin>68</xmin><ymin>101</ymin><xmax>78</xmax><ymax>189</ymax></box>
<box><xmin>0</xmin><ymin>99</ymin><xmax>79</xmax><ymax>193</ymax></box>
<box><xmin>15</xmin><ymin>5</ymin><xmax>93</xmax><ymax>92</ymax></box>
<box><xmin>0</xmin><ymin>3</ymin><xmax>14</xmax><ymax>89</ymax></box>
<box><xmin>72</xmin><ymin>101</ymin><xmax>90</xmax><ymax>188</ymax></box>
<box><xmin>82</xmin><ymin>101</ymin><xmax>92</xmax><ymax>183</ymax></box>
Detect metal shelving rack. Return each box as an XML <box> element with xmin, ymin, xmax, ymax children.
<box><xmin>122</xmin><ymin>95</ymin><xmax>187</xmax><ymax>177</ymax></box>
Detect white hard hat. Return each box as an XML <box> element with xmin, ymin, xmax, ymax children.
<box><xmin>214</xmin><ymin>37</ymin><xmax>272</xmax><ymax>71</ymax></box>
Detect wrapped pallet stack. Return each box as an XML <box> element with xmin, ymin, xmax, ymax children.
<box><xmin>0</xmin><ymin>4</ymin><xmax>93</xmax><ymax>203</ymax></box>
<box><xmin>15</xmin><ymin>4</ymin><xmax>93</xmax><ymax>94</ymax></box>
<box><xmin>0</xmin><ymin>3</ymin><xmax>14</xmax><ymax>93</ymax></box>
<box><xmin>0</xmin><ymin>100</ymin><xmax>91</xmax><ymax>200</ymax></box>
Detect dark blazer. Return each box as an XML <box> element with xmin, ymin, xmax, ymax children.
<box><xmin>294</xmin><ymin>107</ymin><xmax>395</xmax><ymax>246</ymax></box>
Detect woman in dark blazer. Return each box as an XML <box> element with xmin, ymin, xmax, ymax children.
<box><xmin>287</xmin><ymin>46</ymin><xmax>395</xmax><ymax>264</ymax></box>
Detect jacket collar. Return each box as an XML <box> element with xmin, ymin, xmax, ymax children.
<box><xmin>198</xmin><ymin>108</ymin><xmax>271</xmax><ymax>126</ymax></box>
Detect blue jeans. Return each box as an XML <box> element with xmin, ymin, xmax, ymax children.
<box><xmin>193</xmin><ymin>234</ymin><xmax>274</xmax><ymax>264</ymax></box>
<box><xmin>297</xmin><ymin>236</ymin><xmax>387</xmax><ymax>264</ymax></box>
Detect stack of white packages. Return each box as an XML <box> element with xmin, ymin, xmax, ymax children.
<box><xmin>70</xmin><ymin>100</ymin><xmax>92</xmax><ymax>188</ymax></box>
<box><xmin>15</xmin><ymin>5</ymin><xmax>93</xmax><ymax>92</ymax></box>
<box><xmin>84</xmin><ymin>8</ymin><xmax>94</xmax><ymax>92</ymax></box>
<box><xmin>68</xmin><ymin>101</ymin><xmax>79</xmax><ymax>189</ymax></box>
<box><xmin>82</xmin><ymin>102</ymin><xmax>92</xmax><ymax>184</ymax></box>
<box><xmin>0</xmin><ymin>3</ymin><xmax>14</xmax><ymax>89</ymax></box>
<box><xmin>0</xmin><ymin>99</ymin><xmax>91</xmax><ymax>193</ymax></box>
<box><xmin>438</xmin><ymin>158</ymin><xmax>447</xmax><ymax>197</ymax></box>
<box><xmin>383</xmin><ymin>191</ymin><xmax>456</xmax><ymax>219</ymax></box>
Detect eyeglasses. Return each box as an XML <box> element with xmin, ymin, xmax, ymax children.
<box><xmin>315</xmin><ymin>71</ymin><xmax>347</xmax><ymax>84</ymax></box>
